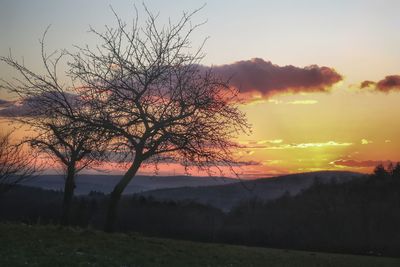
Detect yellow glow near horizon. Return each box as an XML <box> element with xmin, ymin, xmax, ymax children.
<box><xmin>1</xmin><ymin>83</ymin><xmax>399</xmax><ymax>178</ymax></box>
<box><xmin>234</xmin><ymin>83</ymin><xmax>400</xmax><ymax>176</ymax></box>
<box><xmin>3</xmin><ymin>82</ymin><xmax>399</xmax><ymax>178</ymax></box>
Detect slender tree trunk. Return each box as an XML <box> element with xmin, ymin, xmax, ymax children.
<box><xmin>61</xmin><ymin>163</ymin><xmax>76</xmax><ymax>226</ymax></box>
<box><xmin>104</xmin><ymin>159</ymin><xmax>141</xmax><ymax>232</ymax></box>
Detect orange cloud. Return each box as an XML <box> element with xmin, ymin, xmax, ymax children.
<box><xmin>286</xmin><ymin>100</ymin><xmax>318</xmax><ymax>105</ymax></box>
<box><xmin>243</xmin><ymin>140</ymin><xmax>353</xmax><ymax>150</ymax></box>
<box><xmin>331</xmin><ymin>159</ymin><xmax>394</xmax><ymax>168</ymax></box>
<box><xmin>361</xmin><ymin>139</ymin><xmax>373</xmax><ymax>145</ymax></box>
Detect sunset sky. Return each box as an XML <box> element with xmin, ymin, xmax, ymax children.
<box><xmin>1</xmin><ymin>0</ymin><xmax>400</xmax><ymax>177</ymax></box>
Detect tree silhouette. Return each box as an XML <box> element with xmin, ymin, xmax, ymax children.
<box><xmin>0</xmin><ymin>6</ymin><xmax>249</xmax><ymax>231</ymax></box>
<box><xmin>0</xmin><ymin>31</ymin><xmax>108</xmax><ymax>225</ymax></box>
<box><xmin>391</xmin><ymin>163</ymin><xmax>400</xmax><ymax>178</ymax></box>
<box><xmin>68</xmin><ymin>6</ymin><xmax>250</xmax><ymax>232</ymax></box>
<box><xmin>26</xmin><ymin>114</ymin><xmax>107</xmax><ymax>225</ymax></box>
<box><xmin>0</xmin><ymin>132</ymin><xmax>39</xmax><ymax>195</ymax></box>
<box><xmin>373</xmin><ymin>164</ymin><xmax>388</xmax><ymax>178</ymax></box>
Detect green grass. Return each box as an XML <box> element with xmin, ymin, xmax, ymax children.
<box><xmin>0</xmin><ymin>223</ymin><xmax>399</xmax><ymax>267</ymax></box>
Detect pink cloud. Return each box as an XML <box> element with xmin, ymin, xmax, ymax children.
<box><xmin>210</xmin><ymin>58</ymin><xmax>342</xmax><ymax>100</ymax></box>
<box><xmin>360</xmin><ymin>75</ymin><xmax>400</xmax><ymax>92</ymax></box>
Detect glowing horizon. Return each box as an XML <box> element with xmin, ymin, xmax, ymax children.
<box><xmin>1</xmin><ymin>0</ymin><xmax>399</xmax><ymax>178</ymax></box>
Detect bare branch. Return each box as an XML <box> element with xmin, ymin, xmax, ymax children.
<box><xmin>0</xmin><ymin>132</ymin><xmax>41</xmax><ymax>195</ymax></box>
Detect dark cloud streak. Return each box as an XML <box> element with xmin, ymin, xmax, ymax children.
<box><xmin>1</xmin><ymin>58</ymin><xmax>344</xmax><ymax>114</ymax></box>
<box><xmin>210</xmin><ymin>58</ymin><xmax>342</xmax><ymax>100</ymax></box>
<box><xmin>360</xmin><ymin>75</ymin><xmax>400</xmax><ymax>92</ymax></box>
<box><xmin>0</xmin><ymin>92</ymin><xmax>77</xmax><ymax>118</ymax></box>
<box><xmin>0</xmin><ymin>99</ymin><xmax>10</xmax><ymax>106</ymax></box>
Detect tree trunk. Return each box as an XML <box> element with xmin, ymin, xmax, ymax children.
<box><xmin>104</xmin><ymin>159</ymin><xmax>141</xmax><ymax>232</ymax></box>
<box><xmin>61</xmin><ymin>163</ymin><xmax>76</xmax><ymax>226</ymax></box>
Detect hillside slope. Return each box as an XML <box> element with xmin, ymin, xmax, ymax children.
<box><xmin>22</xmin><ymin>175</ymin><xmax>237</xmax><ymax>195</ymax></box>
<box><xmin>140</xmin><ymin>171</ymin><xmax>363</xmax><ymax>210</ymax></box>
<box><xmin>0</xmin><ymin>223</ymin><xmax>398</xmax><ymax>267</ymax></box>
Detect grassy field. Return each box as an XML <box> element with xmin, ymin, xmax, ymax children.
<box><xmin>0</xmin><ymin>223</ymin><xmax>399</xmax><ymax>267</ymax></box>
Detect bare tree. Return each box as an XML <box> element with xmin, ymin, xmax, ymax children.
<box><xmin>26</xmin><ymin>115</ymin><xmax>107</xmax><ymax>225</ymax></box>
<box><xmin>0</xmin><ymin>132</ymin><xmax>39</xmax><ymax>195</ymax></box>
<box><xmin>0</xmin><ymin>31</ymin><xmax>108</xmax><ymax>225</ymax></box>
<box><xmin>68</xmin><ymin>6</ymin><xmax>250</xmax><ymax>232</ymax></box>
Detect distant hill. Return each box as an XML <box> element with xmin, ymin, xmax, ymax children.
<box><xmin>22</xmin><ymin>175</ymin><xmax>237</xmax><ymax>195</ymax></box>
<box><xmin>139</xmin><ymin>171</ymin><xmax>364</xmax><ymax>211</ymax></box>
<box><xmin>21</xmin><ymin>171</ymin><xmax>364</xmax><ymax>211</ymax></box>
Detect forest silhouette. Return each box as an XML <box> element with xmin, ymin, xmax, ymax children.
<box><xmin>0</xmin><ymin>164</ymin><xmax>399</xmax><ymax>257</ymax></box>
